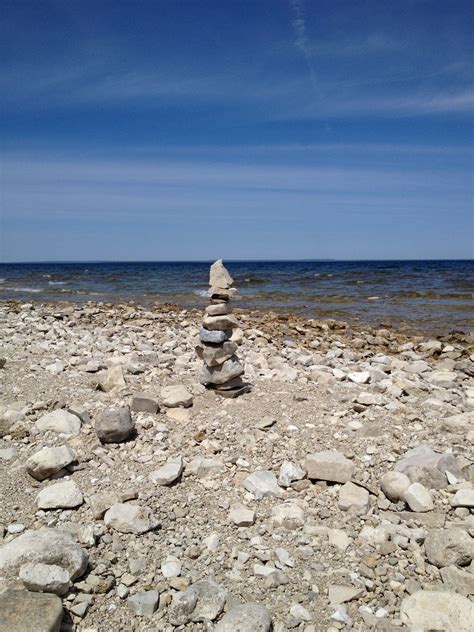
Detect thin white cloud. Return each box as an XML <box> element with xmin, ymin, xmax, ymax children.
<box><xmin>289</xmin><ymin>0</ymin><xmax>319</xmax><ymax>94</ymax></box>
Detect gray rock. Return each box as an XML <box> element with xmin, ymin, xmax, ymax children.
<box><xmin>200</xmin><ymin>327</ymin><xmax>232</xmax><ymax>344</ymax></box>
<box><xmin>338</xmin><ymin>481</ymin><xmax>369</xmax><ymax>514</ymax></box>
<box><xmin>0</xmin><ymin>447</ymin><xmax>18</xmax><ymax>461</ymax></box>
<box><xmin>395</xmin><ymin>443</ymin><xmax>440</xmax><ymax>474</ymax></box>
<box><xmin>127</xmin><ymin>590</ymin><xmax>160</xmax><ymax>617</ymax></box>
<box><xmin>36</xmin><ymin>480</ymin><xmax>83</xmax><ymax>510</ymax></box>
<box><xmin>104</xmin><ymin>503</ymin><xmax>158</xmax><ymax>534</ymax></box>
<box><xmin>305</xmin><ymin>450</ymin><xmax>354</xmax><ymax>483</ymax></box>
<box><xmin>170</xmin><ymin>579</ymin><xmax>226</xmax><ymax>625</ymax></box>
<box><xmin>95</xmin><ymin>406</ymin><xmax>134</xmax><ymax>443</ymax></box>
<box><xmin>209</xmin><ymin>259</ymin><xmax>233</xmax><ymax>289</ymax></box>
<box><xmin>278</xmin><ymin>461</ymin><xmax>306</xmax><ymax>487</ymax></box>
<box><xmin>381</xmin><ymin>471</ymin><xmax>411</xmax><ymax>502</ymax></box>
<box><xmin>400</xmin><ymin>590</ymin><xmax>474</xmax><ymax>632</ymax></box>
<box><xmin>244</xmin><ymin>470</ymin><xmax>283</xmax><ymax>500</ymax></box>
<box><xmin>403</xmin><ymin>482</ymin><xmax>434</xmax><ymax>512</ymax></box>
<box><xmin>271</xmin><ymin>502</ymin><xmax>305</xmax><ymax>527</ymax></box>
<box><xmin>26</xmin><ymin>446</ymin><xmax>76</xmax><ymax>481</ymax></box>
<box><xmin>443</xmin><ymin>411</ymin><xmax>473</xmax><ymax>432</ymax></box>
<box><xmin>215</xmin><ymin>603</ymin><xmax>272</xmax><ymax>631</ymax></box>
<box><xmin>200</xmin><ymin>355</ymin><xmax>244</xmax><ymax>385</ymax></box>
<box><xmin>160</xmin><ymin>385</ymin><xmax>193</xmax><ymax>408</ymax></box>
<box><xmin>19</xmin><ymin>562</ymin><xmax>70</xmax><ymax>595</ymax></box>
<box><xmin>0</xmin><ymin>528</ymin><xmax>87</xmax><ymax>580</ymax></box>
<box><xmin>424</xmin><ymin>528</ymin><xmax>473</xmax><ymax>568</ymax></box>
<box><xmin>149</xmin><ymin>456</ymin><xmax>183</xmax><ymax>485</ymax></box>
<box><xmin>328</xmin><ymin>584</ymin><xmax>364</xmax><ymax>605</ymax></box>
<box><xmin>187</xmin><ymin>456</ymin><xmax>225</xmax><ymax>478</ymax></box>
<box><xmin>202</xmin><ymin>314</ymin><xmax>239</xmax><ymax>331</ymax></box>
<box><xmin>35</xmin><ymin>409</ymin><xmax>81</xmax><ymax>436</ymax></box>
<box><xmin>0</xmin><ymin>589</ymin><xmax>63</xmax><ymax>632</ymax></box>
<box><xmin>451</xmin><ymin>489</ymin><xmax>474</xmax><ymax>508</ymax></box>
<box><xmin>440</xmin><ymin>565</ymin><xmax>474</xmax><ymax>596</ymax></box>
<box><xmin>405</xmin><ymin>464</ymin><xmax>448</xmax><ymax>489</ymax></box>
<box><xmin>229</xmin><ymin>503</ymin><xmax>256</xmax><ymax>526</ymax></box>
<box><xmin>87</xmin><ymin>491</ymin><xmax>120</xmax><ymax>519</ymax></box>
<box><xmin>206</xmin><ymin>302</ymin><xmax>230</xmax><ymax>316</ymax></box>
<box><xmin>196</xmin><ymin>341</ymin><xmax>238</xmax><ymax>367</ymax></box>
<box><xmin>130</xmin><ymin>392</ymin><xmax>159</xmax><ymax>414</ymax></box>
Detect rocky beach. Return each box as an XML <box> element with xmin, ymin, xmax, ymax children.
<box><xmin>0</xmin><ymin>280</ymin><xmax>473</xmax><ymax>631</ymax></box>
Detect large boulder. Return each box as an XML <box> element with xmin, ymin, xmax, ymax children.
<box><xmin>0</xmin><ymin>528</ymin><xmax>88</xmax><ymax>580</ymax></box>
<box><xmin>424</xmin><ymin>528</ymin><xmax>473</xmax><ymax>568</ymax></box>
<box><xmin>0</xmin><ymin>589</ymin><xmax>63</xmax><ymax>632</ymax></box>
<box><xmin>400</xmin><ymin>590</ymin><xmax>474</xmax><ymax>632</ymax></box>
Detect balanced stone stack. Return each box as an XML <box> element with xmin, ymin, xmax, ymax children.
<box><xmin>197</xmin><ymin>260</ymin><xmax>248</xmax><ymax>397</ymax></box>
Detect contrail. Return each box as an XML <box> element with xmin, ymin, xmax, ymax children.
<box><xmin>289</xmin><ymin>0</ymin><xmax>319</xmax><ymax>96</ymax></box>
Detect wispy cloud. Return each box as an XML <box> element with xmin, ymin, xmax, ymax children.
<box><xmin>289</xmin><ymin>0</ymin><xmax>319</xmax><ymax>95</ymax></box>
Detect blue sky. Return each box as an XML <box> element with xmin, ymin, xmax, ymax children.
<box><xmin>1</xmin><ymin>0</ymin><xmax>472</xmax><ymax>261</ymax></box>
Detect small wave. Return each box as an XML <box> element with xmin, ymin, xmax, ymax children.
<box><xmin>0</xmin><ymin>278</ymin><xmax>5</xmax><ymax>283</ymax></box>
<box><xmin>48</xmin><ymin>281</ymin><xmax>69</xmax><ymax>286</ymax></box>
<box><xmin>194</xmin><ymin>289</ymin><xmax>211</xmax><ymax>297</ymax></box>
<box><xmin>5</xmin><ymin>286</ymin><xmax>43</xmax><ymax>293</ymax></box>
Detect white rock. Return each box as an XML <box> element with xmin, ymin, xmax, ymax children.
<box><xmin>19</xmin><ymin>562</ymin><xmax>70</xmax><ymax>595</ymax></box>
<box><xmin>338</xmin><ymin>481</ymin><xmax>369</xmax><ymax>514</ymax></box>
<box><xmin>215</xmin><ymin>603</ymin><xmax>271</xmax><ymax>631</ymax></box>
<box><xmin>0</xmin><ymin>528</ymin><xmax>87</xmax><ymax>580</ymax></box>
<box><xmin>209</xmin><ymin>259</ymin><xmax>233</xmax><ymax>289</ymax></box>
<box><xmin>400</xmin><ymin>590</ymin><xmax>474</xmax><ymax>632</ymax></box>
<box><xmin>305</xmin><ymin>450</ymin><xmax>354</xmax><ymax>483</ymax></box>
<box><xmin>244</xmin><ymin>470</ymin><xmax>283</xmax><ymax>500</ymax></box>
<box><xmin>229</xmin><ymin>503</ymin><xmax>256</xmax><ymax>526</ymax></box>
<box><xmin>36</xmin><ymin>480</ymin><xmax>83</xmax><ymax>510</ymax></box>
<box><xmin>278</xmin><ymin>461</ymin><xmax>305</xmax><ymax>487</ymax></box>
<box><xmin>98</xmin><ymin>365</ymin><xmax>126</xmax><ymax>392</ymax></box>
<box><xmin>347</xmin><ymin>371</ymin><xmax>370</xmax><ymax>384</ymax></box>
<box><xmin>26</xmin><ymin>446</ymin><xmax>76</xmax><ymax>481</ymax></box>
<box><xmin>381</xmin><ymin>471</ymin><xmax>411</xmax><ymax>502</ymax></box>
<box><xmin>161</xmin><ymin>558</ymin><xmax>181</xmax><ymax>578</ymax></box>
<box><xmin>160</xmin><ymin>385</ymin><xmax>193</xmax><ymax>408</ymax></box>
<box><xmin>149</xmin><ymin>456</ymin><xmax>183</xmax><ymax>486</ymax></box>
<box><xmin>35</xmin><ymin>409</ymin><xmax>81</xmax><ymax>436</ymax></box>
<box><xmin>104</xmin><ymin>503</ymin><xmax>158</xmax><ymax>534</ymax></box>
<box><xmin>451</xmin><ymin>488</ymin><xmax>474</xmax><ymax>508</ymax></box>
<box><xmin>271</xmin><ymin>502</ymin><xmax>305</xmax><ymax>527</ymax></box>
<box><xmin>403</xmin><ymin>482</ymin><xmax>434</xmax><ymax>512</ymax></box>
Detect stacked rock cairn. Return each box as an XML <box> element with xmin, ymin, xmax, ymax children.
<box><xmin>196</xmin><ymin>259</ymin><xmax>248</xmax><ymax>398</ymax></box>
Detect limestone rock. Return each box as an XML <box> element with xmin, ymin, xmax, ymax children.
<box><xmin>244</xmin><ymin>470</ymin><xmax>283</xmax><ymax>500</ymax></box>
<box><xmin>424</xmin><ymin>528</ymin><xmax>473</xmax><ymax>568</ymax></box>
<box><xmin>328</xmin><ymin>584</ymin><xmax>364</xmax><ymax>606</ymax></box>
<box><xmin>229</xmin><ymin>503</ymin><xmax>256</xmax><ymax>526</ymax></box>
<box><xmin>149</xmin><ymin>456</ymin><xmax>183</xmax><ymax>485</ymax></box>
<box><xmin>215</xmin><ymin>603</ymin><xmax>272</xmax><ymax>631</ymax></box>
<box><xmin>0</xmin><ymin>528</ymin><xmax>88</xmax><ymax>580</ymax></box>
<box><xmin>170</xmin><ymin>579</ymin><xmax>226</xmax><ymax>625</ymax></box>
<box><xmin>160</xmin><ymin>385</ymin><xmax>193</xmax><ymax>408</ymax></box>
<box><xmin>35</xmin><ymin>409</ymin><xmax>81</xmax><ymax>436</ymax></box>
<box><xmin>338</xmin><ymin>481</ymin><xmax>369</xmax><ymax>514</ymax></box>
<box><xmin>200</xmin><ymin>355</ymin><xmax>244</xmax><ymax>386</ymax></box>
<box><xmin>209</xmin><ymin>259</ymin><xmax>233</xmax><ymax>289</ymax></box>
<box><xmin>400</xmin><ymin>590</ymin><xmax>474</xmax><ymax>632</ymax></box>
<box><xmin>202</xmin><ymin>314</ymin><xmax>239</xmax><ymax>331</ymax></box>
<box><xmin>26</xmin><ymin>446</ymin><xmax>76</xmax><ymax>481</ymax></box>
<box><xmin>98</xmin><ymin>365</ymin><xmax>126</xmax><ymax>392</ymax></box>
<box><xmin>36</xmin><ymin>480</ymin><xmax>83</xmax><ymax>510</ymax></box>
<box><xmin>440</xmin><ymin>565</ymin><xmax>474</xmax><ymax>596</ymax></box>
<box><xmin>451</xmin><ymin>489</ymin><xmax>474</xmax><ymax>508</ymax></box>
<box><xmin>131</xmin><ymin>392</ymin><xmax>159</xmax><ymax>414</ymax></box>
<box><xmin>88</xmin><ymin>491</ymin><xmax>120</xmax><ymax>519</ymax></box>
<box><xmin>205</xmin><ymin>302</ymin><xmax>230</xmax><ymax>316</ymax></box>
<box><xmin>381</xmin><ymin>471</ymin><xmax>411</xmax><ymax>502</ymax></box>
<box><xmin>395</xmin><ymin>443</ymin><xmax>440</xmax><ymax>474</ymax></box>
<box><xmin>95</xmin><ymin>406</ymin><xmax>134</xmax><ymax>443</ymax></box>
<box><xmin>19</xmin><ymin>562</ymin><xmax>70</xmax><ymax>595</ymax></box>
<box><xmin>278</xmin><ymin>461</ymin><xmax>306</xmax><ymax>487</ymax></box>
<box><xmin>0</xmin><ymin>589</ymin><xmax>63</xmax><ymax>632</ymax></box>
<box><xmin>403</xmin><ymin>482</ymin><xmax>434</xmax><ymax>512</ymax></box>
<box><xmin>128</xmin><ymin>590</ymin><xmax>160</xmax><ymax>617</ymax></box>
<box><xmin>196</xmin><ymin>341</ymin><xmax>237</xmax><ymax>367</ymax></box>
<box><xmin>271</xmin><ymin>502</ymin><xmax>305</xmax><ymax>527</ymax></box>
<box><xmin>305</xmin><ymin>450</ymin><xmax>354</xmax><ymax>483</ymax></box>
<box><xmin>104</xmin><ymin>503</ymin><xmax>158</xmax><ymax>534</ymax></box>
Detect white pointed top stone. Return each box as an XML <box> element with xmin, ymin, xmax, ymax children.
<box><xmin>209</xmin><ymin>259</ymin><xmax>233</xmax><ymax>289</ymax></box>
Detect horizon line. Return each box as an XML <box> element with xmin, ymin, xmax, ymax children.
<box><xmin>1</xmin><ymin>258</ymin><xmax>472</xmax><ymax>265</ymax></box>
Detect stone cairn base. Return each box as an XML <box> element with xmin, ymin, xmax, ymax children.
<box><xmin>196</xmin><ymin>259</ymin><xmax>249</xmax><ymax>398</ymax></box>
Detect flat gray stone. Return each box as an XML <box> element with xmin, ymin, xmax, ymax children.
<box><xmin>305</xmin><ymin>450</ymin><xmax>354</xmax><ymax>483</ymax></box>
<box><xmin>149</xmin><ymin>456</ymin><xmax>183</xmax><ymax>486</ymax></box>
<box><xmin>104</xmin><ymin>503</ymin><xmax>158</xmax><ymax>534</ymax></box>
<box><xmin>229</xmin><ymin>503</ymin><xmax>256</xmax><ymax>527</ymax></box>
<box><xmin>202</xmin><ymin>314</ymin><xmax>239</xmax><ymax>331</ymax></box>
<box><xmin>160</xmin><ymin>385</ymin><xmax>193</xmax><ymax>408</ymax></box>
<box><xmin>200</xmin><ymin>327</ymin><xmax>231</xmax><ymax>344</ymax></box>
<box><xmin>0</xmin><ymin>589</ymin><xmax>63</xmax><ymax>632</ymax></box>
<box><xmin>36</xmin><ymin>480</ymin><xmax>83</xmax><ymax>510</ymax></box>
<box><xmin>215</xmin><ymin>603</ymin><xmax>272</xmax><ymax>631</ymax></box>
<box><xmin>127</xmin><ymin>590</ymin><xmax>159</xmax><ymax>617</ymax></box>
<box><xmin>400</xmin><ymin>590</ymin><xmax>474</xmax><ymax>632</ymax></box>
<box><xmin>440</xmin><ymin>565</ymin><xmax>474</xmax><ymax>596</ymax></box>
<box><xmin>451</xmin><ymin>489</ymin><xmax>474</xmax><ymax>508</ymax></box>
<box><xmin>278</xmin><ymin>461</ymin><xmax>305</xmax><ymax>487</ymax></box>
<box><xmin>131</xmin><ymin>392</ymin><xmax>159</xmax><ymax>414</ymax></box>
<box><xmin>200</xmin><ymin>355</ymin><xmax>244</xmax><ymax>386</ymax></box>
<box><xmin>244</xmin><ymin>470</ymin><xmax>283</xmax><ymax>500</ymax></box>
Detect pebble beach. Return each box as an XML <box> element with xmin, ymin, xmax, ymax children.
<box><xmin>0</xmin><ymin>265</ymin><xmax>473</xmax><ymax>631</ymax></box>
